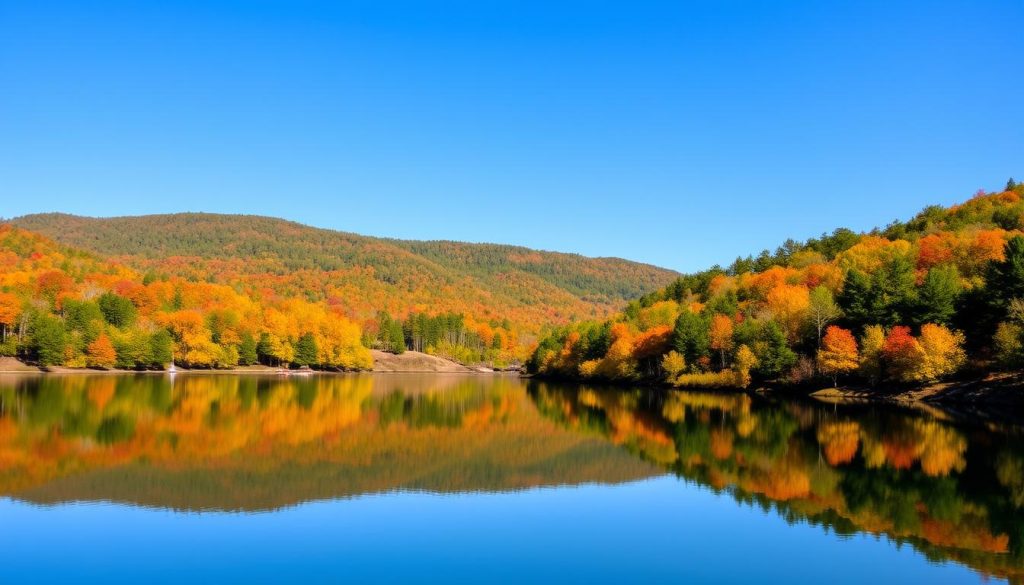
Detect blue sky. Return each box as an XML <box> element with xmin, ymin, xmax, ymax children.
<box><xmin>1</xmin><ymin>0</ymin><xmax>1021</xmax><ymax>273</ymax></box>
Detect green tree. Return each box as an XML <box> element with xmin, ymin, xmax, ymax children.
<box><xmin>31</xmin><ymin>313</ymin><xmax>67</xmax><ymax>366</ymax></box>
<box><xmin>98</xmin><ymin>292</ymin><xmax>137</xmax><ymax>328</ymax></box>
<box><xmin>742</xmin><ymin>320</ymin><xmax>796</xmax><ymax>379</ymax></box>
<box><xmin>672</xmin><ymin>311</ymin><xmax>710</xmax><ymax>370</ymax></box>
<box><xmin>149</xmin><ymin>329</ymin><xmax>173</xmax><ymax>368</ymax></box>
<box><xmin>807</xmin><ymin>285</ymin><xmax>841</xmax><ymax>348</ymax></box>
<box><xmin>388</xmin><ymin>320</ymin><xmax>406</xmax><ymax>354</ymax></box>
<box><xmin>914</xmin><ymin>265</ymin><xmax>961</xmax><ymax>327</ymax></box>
<box><xmin>63</xmin><ymin>299</ymin><xmax>104</xmax><ymax>342</ymax></box>
<box><xmin>257</xmin><ymin>333</ymin><xmax>272</xmax><ymax>363</ymax></box>
<box><xmin>838</xmin><ymin>269</ymin><xmax>872</xmax><ymax>328</ymax></box>
<box><xmin>238</xmin><ymin>332</ymin><xmax>258</xmax><ymax>366</ymax></box>
<box><xmin>869</xmin><ymin>256</ymin><xmax>916</xmax><ymax>325</ymax></box>
<box><xmin>294</xmin><ymin>332</ymin><xmax>319</xmax><ymax>367</ymax></box>
<box><xmin>986</xmin><ymin>236</ymin><xmax>1024</xmax><ymax>319</ymax></box>
<box><xmin>114</xmin><ymin>330</ymin><xmax>152</xmax><ymax>369</ymax></box>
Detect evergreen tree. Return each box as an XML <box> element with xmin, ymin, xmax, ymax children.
<box><xmin>294</xmin><ymin>332</ymin><xmax>319</xmax><ymax>367</ymax></box>
<box><xmin>869</xmin><ymin>256</ymin><xmax>916</xmax><ymax>325</ymax></box>
<box><xmin>388</xmin><ymin>321</ymin><xmax>406</xmax><ymax>354</ymax></box>
<box><xmin>257</xmin><ymin>333</ymin><xmax>274</xmax><ymax>365</ymax></box>
<box><xmin>914</xmin><ymin>265</ymin><xmax>961</xmax><ymax>326</ymax></box>
<box><xmin>986</xmin><ymin>236</ymin><xmax>1024</xmax><ymax>317</ymax></box>
<box><xmin>672</xmin><ymin>311</ymin><xmax>710</xmax><ymax>369</ymax></box>
<box><xmin>238</xmin><ymin>333</ymin><xmax>258</xmax><ymax>366</ymax></box>
<box><xmin>735</xmin><ymin>320</ymin><xmax>796</xmax><ymax>379</ymax></box>
<box><xmin>838</xmin><ymin>269</ymin><xmax>872</xmax><ymax>328</ymax></box>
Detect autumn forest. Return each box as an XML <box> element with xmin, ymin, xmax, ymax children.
<box><xmin>3</xmin><ymin>181</ymin><xmax>1024</xmax><ymax>396</ymax></box>
<box><xmin>531</xmin><ymin>181</ymin><xmax>1024</xmax><ymax>392</ymax></box>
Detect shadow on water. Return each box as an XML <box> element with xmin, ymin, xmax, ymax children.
<box><xmin>0</xmin><ymin>373</ymin><xmax>1022</xmax><ymax>582</ymax></box>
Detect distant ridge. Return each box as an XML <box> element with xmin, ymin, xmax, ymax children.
<box><xmin>9</xmin><ymin>212</ymin><xmax>680</xmax><ymax>333</ymax></box>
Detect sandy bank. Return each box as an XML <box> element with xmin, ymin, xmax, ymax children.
<box><xmin>370</xmin><ymin>350</ymin><xmax>472</xmax><ymax>373</ymax></box>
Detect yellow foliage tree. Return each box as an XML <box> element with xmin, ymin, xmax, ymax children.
<box><xmin>817</xmin><ymin>326</ymin><xmax>859</xmax><ymax>385</ymax></box>
<box><xmin>859</xmin><ymin>325</ymin><xmax>886</xmax><ymax>383</ymax></box>
<box><xmin>916</xmin><ymin>323</ymin><xmax>967</xmax><ymax>382</ymax></box>
<box><xmin>709</xmin><ymin>314</ymin><xmax>734</xmax><ymax>369</ymax></box>
<box><xmin>765</xmin><ymin>284</ymin><xmax>810</xmax><ymax>341</ymax></box>
<box><xmin>661</xmin><ymin>350</ymin><xmax>686</xmax><ymax>383</ymax></box>
<box><xmin>732</xmin><ymin>344</ymin><xmax>758</xmax><ymax>388</ymax></box>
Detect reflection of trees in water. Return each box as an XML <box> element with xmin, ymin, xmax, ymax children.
<box><xmin>526</xmin><ymin>380</ymin><xmax>1024</xmax><ymax>583</ymax></box>
<box><xmin>3</xmin><ymin>374</ymin><xmax>1022</xmax><ymax>581</ymax></box>
<box><xmin>0</xmin><ymin>374</ymin><xmax>657</xmax><ymax>511</ymax></box>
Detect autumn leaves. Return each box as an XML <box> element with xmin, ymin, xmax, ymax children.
<box><xmin>0</xmin><ymin>224</ymin><xmax>372</xmax><ymax>370</ymax></box>
<box><xmin>531</xmin><ymin>185</ymin><xmax>1024</xmax><ymax>389</ymax></box>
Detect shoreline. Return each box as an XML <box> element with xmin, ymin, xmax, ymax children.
<box><xmin>0</xmin><ymin>353</ymin><xmax>522</xmax><ymax>376</ymax></box>
<box><xmin>529</xmin><ymin>371</ymin><xmax>1024</xmax><ymax>413</ymax></box>
<box><xmin>0</xmin><ymin>367</ymin><xmax>522</xmax><ymax>376</ymax></box>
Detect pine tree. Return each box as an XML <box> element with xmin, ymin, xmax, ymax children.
<box><xmin>294</xmin><ymin>332</ymin><xmax>319</xmax><ymax>367</ymax></box>
<box><xmin>914</xmin><ymin>265</ymin><xmax>961</xmax><ymax>326</ymax></box>
<box><xmin>388</xmin><ymin>321</ymin><xmax>406</xmax><ymax>354</ymax></box>
<box><xmin>238</xmin><ymin>333</ymin><xmax>258</xmax><ymax>365</ymax></box>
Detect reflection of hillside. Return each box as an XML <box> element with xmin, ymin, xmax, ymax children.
<box><xmin>0</xmin><ymin>375</ymin><xmax>659</xmax><ymax>512</ymax></box>
<box><xmin>527</xmin><ymin>381</ymin><xmax>1024</xmax><ymax>584</ymax></box>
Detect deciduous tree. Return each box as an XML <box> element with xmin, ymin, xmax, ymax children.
<box><xmin>709</xmin><ymin>314</ymin><xmax>734</xmax><ymax>369</ymax></box>
<box><xmin>86</xmin><ymin>333</ymin><xmax>117</xmax><ymax>369</ymax></box>
<box><xmin>817</xmin><ymin>326</ymin><xmax>859</xmax><ymax>385</ymax></box>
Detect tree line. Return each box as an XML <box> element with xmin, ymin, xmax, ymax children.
<box><xmin>530</xmin><ymin>181</ymin><xmax>1024</xmax><ymax>388</ymax></box>
<box><xmin>362</xmin><ymin>310</ymin><xmax>518</xmax><ymax>366</ymax></box>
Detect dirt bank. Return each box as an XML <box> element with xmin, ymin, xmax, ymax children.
<box><xmin>370</xmin><ymin>350</ymin><xmax>472</xmax><ymax>373</ymax></box>
<box><xmin>0</xmin><ymin>357</ymin><xmax>39</xmax><ymax>372</ymax></box>
<box><xmin>806</xmin><ymin>372</ymin><xmax>1024</xmax><ymax>408</ymax></box>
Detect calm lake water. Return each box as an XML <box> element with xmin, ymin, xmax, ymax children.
<box><xmin>0</xmin><ymin>373</ymin><xmax>1021</xmax><ymax>584</ymax></box>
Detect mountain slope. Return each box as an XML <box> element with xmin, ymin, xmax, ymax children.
<box><xmin>10</xmin><ymin>213</ymin><xmax>678</xmax><ymax>329</ymax></box>
<box><xmin>530</xmin><ymin>182</ymin><xmax>1024</xmax><ymax>386</ymax></box>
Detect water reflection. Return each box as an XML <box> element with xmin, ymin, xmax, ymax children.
<box><xmin>529</xmin><ymin>380</ymin><xmax>1024</xmax><ymax>583</ymax></box>
<box><xmin>0</xmin><ymin>373</ymin><xmax>1021</xmax><ymax>582</ymax></box>
<box><xmin>0</xmin><ymin>374</ymin><xmax>658</xmax><ymax>511</ymax></box>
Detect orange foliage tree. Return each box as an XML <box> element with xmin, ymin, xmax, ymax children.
<box><xmin>86</xmin><ymin>333</ymin><xmax>117</xmax><ymax>369</ymax></box>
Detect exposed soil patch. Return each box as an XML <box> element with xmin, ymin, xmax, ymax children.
<box><xmin>371</xmin><ymin>350</ymin><xmax>472</xmax><ymax>373</ymax></box>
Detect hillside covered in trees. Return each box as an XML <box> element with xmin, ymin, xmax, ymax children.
<box><xmin>10</xmin><ymin>213</ymin><xmax>676</xmax><ymax>320</ymax></box>
<box><xmin>530</xmin><ymin>180</ymin><xmax>1024</xmax><ymax>391</ymax></box>
<box><xmin>0</xmin><ymin>224</ymin><xmax>374</xmax><ymax>370</ymax></box>
<box><xmin>0</xmin><ymin>213</ymin><xmax>677</xmax><ymax>370</ymax></box>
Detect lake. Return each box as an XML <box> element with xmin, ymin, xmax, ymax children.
<box><xmin>0</xmin><ymin>373</ymin><xmax>1020</xmax><ymax>584</ymax></box>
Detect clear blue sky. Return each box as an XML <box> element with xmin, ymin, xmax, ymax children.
<box><xmin>1</xmin><ymin>0</ymin><xmax>1021</xmax><ymax>273</ymax></box>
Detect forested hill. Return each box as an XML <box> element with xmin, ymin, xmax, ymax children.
<box><xmin>10</xmin><ymin>212</ymin><xmax>678</xmax><ymax>325</ymax></box>
<box><xmin>531</xmin><ymin>180</ymin><xmax>1024</xmax><ymax>389</ymax></box>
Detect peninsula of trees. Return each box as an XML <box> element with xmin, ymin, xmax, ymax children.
<box><xmin>530</xmin><ymin>180</ymin><xmax>1024</xmax><ymax>390</ymax></box>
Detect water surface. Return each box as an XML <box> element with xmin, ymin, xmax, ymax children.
<box><xmin>0</xmin><ymin>373</ymin><xmax>1020</xmax><ymax>583</ymax></box>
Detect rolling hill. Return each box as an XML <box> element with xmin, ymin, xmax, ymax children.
<box><xmin>10</xmin><ymin>213</ymin><xmax>679</xmax><ymax>333</ymax></box>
